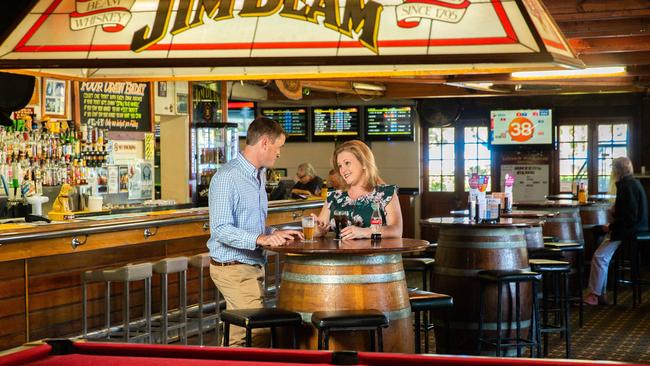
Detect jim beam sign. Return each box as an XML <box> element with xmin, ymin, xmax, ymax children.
<box><xmin>2</xmin><ymin>0</ymin><xmax>577</xmax><ymax>65</ymax></box>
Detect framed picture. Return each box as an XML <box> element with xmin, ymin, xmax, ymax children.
<box><xmin>42</xmin><ymin>78</ymin><xmax>67</xmax><ymax>118</ymax></box>
<box><xmin>157</xmin><ymin>81</ymin><xmax>167</xmax><ymax>97</ymax></box>
<box><xmin>176</xmin><ymin>93</ymin><xmax>188</xmax><ymax>114</ymax></box>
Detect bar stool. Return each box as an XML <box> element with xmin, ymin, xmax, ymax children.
<box><xmin>613</xmin><ymin>230</ymin><xmax>650</xmax><ymax>307</ymax></box>
<box><xmin>82</xmin><ymin>262</ymin><xmax>153</xmax><ymax>343</ymax></box>
<box><xmin>311</xmin><ymin>310</ymin><xmax>388</xmax><ymax>351</ymax></box>
<box><xmin>529</xmin><ymin>258</ymin><xmax>571</xmax><ymax>358</ymax></box>
<box><xmin>403</xmin><ymin>258</ymin><xmax>435</xmax><ymax>291</ymax></box>
<box><xmin>221</xmin><ymin>308</ymin><xmax>303</xmax><ymax>348</ymax></box>
<box><xmin>188</xmin><ymin>253</ymin><xmax>221</xmax><ymax>346</ymax></box>
<box><xmin>477</xmin><ymin>269</ymin><xmax>541</xmax><ymax>358</ymax></box>
<box><xmin>544</xmin><ymin>240</ymin><xmax>584</xmax><ymax>327</ymax></box>
<box><xmin>152</xmin><ymin>257</ymin><xmax>188</xmax><ymax>344</ymax></box>
<box><xmin>409</xmin><ymin>290</ymin><xmax>453</xmax><ymax>354</ymax></box>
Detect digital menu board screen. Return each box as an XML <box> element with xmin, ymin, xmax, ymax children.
<box><xmin>490</xmin><ymin>109</ymin><xmax>553</xmax><ymax>146</ymax></box>
<box><xmin>365</xmin><ymin>106</ymin><xmax>414</xmax><ymax>141</ymax></box>
<box><xmin>312</xmin><ymin>107</ymin><xmax>359</xmax><ymax>139</ymax></box>
<box><xmin>228</xmin><ymin>101</ymin><xmax>255</xmax><ymax>138</ymax></box>
<box><xmin>260</xmin><ymin>107</ymin><xmax>307</xmax><ymax>139</ymax></box>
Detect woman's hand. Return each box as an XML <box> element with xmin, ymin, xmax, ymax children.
<box><xmin>313</xmin><ymin>213</ymin><xmax>330</xmax><ymax>236</ymax></box>
<box><xmin>340</xmin><ymin>225</ymin><xmax>371</xmax><ymax>240</ymax></box>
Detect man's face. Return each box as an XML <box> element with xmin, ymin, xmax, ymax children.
<box><xmin>262</xmin><ymin>134</ymin><xmax>286</xmax><ymax>168</ymax></box>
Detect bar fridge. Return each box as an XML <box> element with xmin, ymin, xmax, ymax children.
<box><xmin>190</xmin><ymin>122</ymin><xmax>239</xmax><ymax>205</ymax></box>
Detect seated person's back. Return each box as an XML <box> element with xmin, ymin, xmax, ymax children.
<box><xmin>291</xmin><ymin>163</ymin><xmax>322</xmax><ymax>198</ymax></box>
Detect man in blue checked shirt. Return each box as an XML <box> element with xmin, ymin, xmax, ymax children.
<box><xmin>207</xmin><ymin>117</ymin><xmax>303</xmax><ymax>347</ymax></box>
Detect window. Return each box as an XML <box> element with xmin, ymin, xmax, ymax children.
<box><xmin>597</xmin><ymin>123</ymin><xmax>628</xmax><ymax>193</ymax></box>
<box><xmin>464</xmin><ymin>126</ymin><xmax>491</xmax><ymax>190</ymax></box>
<box><xmin>558</xmin><ymin>125</ymin><xmax>588</xmax><ymax>193</ymax></box>
<box><xmin>427</xmin><ymin>127</ymin><xmax>455</xmax><ymax>192</ymax></box>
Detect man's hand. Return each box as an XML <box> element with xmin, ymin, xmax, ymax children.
<box><xmin>257</xmin><ymin>230</ymin><xmax>303</xmax><ymax>246</ymax></box>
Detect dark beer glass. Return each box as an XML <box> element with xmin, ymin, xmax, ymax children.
<box><xmin>333</xmin><ymin>210</ymin><xmax>351</xmax><ymax>240</ymax></box>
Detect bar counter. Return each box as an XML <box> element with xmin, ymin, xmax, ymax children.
<box><xmin>0</xmin><ymin>199</ymin><xmax>323</xmax><ymax>350</ymax></box>
<box><xmin>261</xmin><ymin>236</ymin><xmax>429</xmax><ymax>353</ymax></box>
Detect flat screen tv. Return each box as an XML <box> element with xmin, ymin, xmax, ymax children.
<box><xmin>260</xmin><ymin>107</ymin><xmax>308</xmax><ymax>141</ymax></box>
<box><xmin>227</xmin><ymin>101</ymin><xmax>256</xmax><ymax>138</ymax></box>
<box><xmin>312</xmin><ymin>106</ymin><xmax>359</xmax><ymax>141</ymax></box>
<box><xmin>490</xmin><ymin>109</ymin><xmax>553</xmax><ymax>147</ymax></box>
<box><xmin>365</xmin><ymin>105</ymin><xmax>414</xmax><ymax>141</ymax></box>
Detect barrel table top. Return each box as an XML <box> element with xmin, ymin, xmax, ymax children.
<box><xmin>546</xmin><ymin>193</ymin><xmax>615</xmax><ymax>202</ymax></box>
<box><xmin>260</xmin><ymin>236</ymin><xmax>430</xmax><ymax>255</ymax></box>
<box><xmin>515</xmin><ymin>200</ymin><xmax>582</xmax><ymax>208</ymax></box>
<box><xmin>449</xmin><ymin>209</ymin><xmax>557</xmax><ymax>219</ymax></box>
<box><xmin>421</xmin><ymin>217</ymin><xmax>540</xmax><ymax>228</ymax></box>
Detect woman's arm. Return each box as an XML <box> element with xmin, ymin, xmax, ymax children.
<box><xmin>379</xmin><ymin>191</ymin><xmax>403</xmax><ymax>238</ymax></box>
<box><xmin>313</xmin><ymin>202</ymin><xmax>331</xmax><ymax>237</ymax></box>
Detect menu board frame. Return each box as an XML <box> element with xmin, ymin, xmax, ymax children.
<box><xmin>260</xmin><ymin>106</ymin><xmax>309</xmax><ymax>142</ymax></box>
<box><xmin>76</xmin><ymin>81</ymin><xmax>152</xmax><ymax>132</ymax></box>
<box><xmin>311</xmin><ymin>106</ymin><xmax>360</xmax><ymax>142</ymax></box>
<box><xmin>364</xmin><ymin>105</ymin><xmax>415</xmax><ymax>142</ymax></box>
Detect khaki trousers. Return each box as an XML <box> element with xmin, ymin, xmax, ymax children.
<box><xmin>209</xmin><ymin>263</ymin><xmax>269</xmax><ymax>347</ymax></box>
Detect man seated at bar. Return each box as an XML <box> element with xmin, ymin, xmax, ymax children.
<box><xmin>313</xmin><ymin>140</ymin><xmax>402</xmax><ymax>239</ymax></box>
<box><xmin>207</xmin><ymin>117</ymin><xmax>303</xmax><ymax>346</ymax></box>
<box><xmin>327</xmin><ymin>168</ymin><xmax>343</xmax><ymax>190</ymax></box>
<box><xmin>585</xmin><ymin>156</ymin><xmax>648</xmax><ymax>306</ymax></box>
<box><xmin>290</xmin><ymin>162</ymin><xmax>323</xmax><ymax>198</ymax></box>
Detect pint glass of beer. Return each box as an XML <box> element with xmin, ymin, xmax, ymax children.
<box><xmin>302</xmin><ymin>216</ymin><xmax>316</xmax><ymax>242</ymax></box>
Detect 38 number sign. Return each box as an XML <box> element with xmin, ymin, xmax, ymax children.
<box><xmin>508</xmin><ymin>117</ymin><xmax>535</xmax><ymax>142</ymax></box>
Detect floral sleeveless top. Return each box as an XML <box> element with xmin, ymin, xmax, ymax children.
<box><xmin>326</xmin><ymin>184</ymin><xmax>397</xmax><ymax>228</ymax></box>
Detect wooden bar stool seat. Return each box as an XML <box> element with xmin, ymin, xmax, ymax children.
<box><xmin>221</xmin><ymin>308</ymin><xmax>302</xmax><ymax>348</ymax></box>
<box><xmin>613</xmin><ymin>230</ymin><xmax>650</xmax><ymax>307</ymax></box>
<box><xmin>477</xmin><ymin>270</ymin><xmax>541</xmax><ymax>358</ymax></box>
<box><xmin>403</xmin><ymin>258</ymin><xmax>435</xmax><ymax>292</ymax></box>
<box><xmin>544</xmin><ymin>240</ymin><xmax>584</xmax><ymax>327</ymax></box>
<box><xmin>409</xmin><ymin>290</ymin><xmax>453</xmax><ymax>354</ymax></box>
<box><xmin>311</xmin><ymin>310</ymin><xmax>388</xmax><ymax>351</ymax></box>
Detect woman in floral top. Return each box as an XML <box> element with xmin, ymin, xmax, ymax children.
<box><xmin>313</xmin><ymin>140</ymin><xmax>403</xmax><ymax>239</ymax></box>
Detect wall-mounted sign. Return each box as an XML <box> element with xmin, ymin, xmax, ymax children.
<box><xmin>79</xmin><ymin>81</ymin><xmax>151</xmax><ymax>132</ymax></box>
<box><xmin>500</xmin><ymin>164</ymin><xmax>549</xmax><ymax>202</ymax></box>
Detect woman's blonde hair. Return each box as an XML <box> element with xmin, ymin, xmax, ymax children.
<box><xmin>331</xmin><ymin>140</ymin><xmax>382</xmax><ymax>191</ymax></box>
<box><xmin>612</xmin><ymin>156</ymin><xmax>634</xmax><ymax>181</ymax></box>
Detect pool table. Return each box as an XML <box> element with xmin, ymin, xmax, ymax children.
<box><xmin>0</xmin><ymin>340</ymin><xmax>641</xmax><ymax>366</ymax></box>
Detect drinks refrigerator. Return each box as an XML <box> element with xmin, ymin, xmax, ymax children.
<box><xmin>190</xmin><ymin>122</ymin><xmax>239</xmax><ymax>205</ymax></box>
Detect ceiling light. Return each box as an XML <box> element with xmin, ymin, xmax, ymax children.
<box><xmin>511</xmin><ymin>66</ymin><xmax>626</xmax><ymax>79</ymax></box>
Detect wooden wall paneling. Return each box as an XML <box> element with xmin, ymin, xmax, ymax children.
<box><xmin>0</xmin><ymin>260</ymin><xmax>25</xmax><ymax>349</ymax></box>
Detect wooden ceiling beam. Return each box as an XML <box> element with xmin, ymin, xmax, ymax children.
<box><xmin>558</xmin><ymin>18</ymin><xmax>650</xmax><ymax>38</ymax></box>
<box><xmin>580</xmin><ymin>51</ymin><xmax>650</xmax><ymax>66</ymax></box>
<box><xmin>569</xmin><ymin>35</ymin><xmax>650</xmax><ymax>54</ymax></box>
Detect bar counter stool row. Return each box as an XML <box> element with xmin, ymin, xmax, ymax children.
<box><xmin>81</xmin><ymin>253</ymin><xmax>221</xmax><ymax>345</ymax></box>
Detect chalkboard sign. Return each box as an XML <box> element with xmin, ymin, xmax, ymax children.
<box><xmin>79</xmin><ymin>81</ymin><xmax>151</xmax><ymax>132</ymax></box>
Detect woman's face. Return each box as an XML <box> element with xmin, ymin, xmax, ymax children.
<box><xmin>337</xmin><ymin>151</ymin><xmax>364</xmax><ymax>187</ymax></box>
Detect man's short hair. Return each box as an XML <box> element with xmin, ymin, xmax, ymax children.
<box><xmin>246</xmin><ymin>117</ymin><xmax>286</xmax><ymax>145</ymax></box>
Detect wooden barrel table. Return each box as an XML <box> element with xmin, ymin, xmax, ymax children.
<box><xmin>515</xmin><ymin>201</ymin><xmax>584</xmax><ymax>245</ymax></box>
<box><xmin>261</xmin><ymin>237</ymin><xmax>429</xmax><ymax>353</ymax></box>
<box><xmin>420</xmin><ymin>217</ymin><xmax>536</xmax><ymax>355</ymax></box>
<box><xmin>579</xmin><ymin>201</ymin><xmax>613</xmax><ymax>260</ymax></box>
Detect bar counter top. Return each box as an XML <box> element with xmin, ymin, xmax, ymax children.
<box><xmin>0</xmin><ymin>199</ymin><xmax>324</xmax><ymax>260</ymax></box>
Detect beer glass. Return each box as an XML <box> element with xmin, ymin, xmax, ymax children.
<box><xmin>301</xmin><ymin>216</ymin><xmax>315</xmax><ymax>242</ymax></box>
<box><xmin>333</xmin><ymin>210</ymin><xmax>351</xmax><ymax>240</ymax></box>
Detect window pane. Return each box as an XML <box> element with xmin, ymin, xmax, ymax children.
<box><xmin>598</xmin><ymin>176</ymin><xmax>609</xmax><ymax>193</ymax></box>
<box><xmin>442</xmin><ymin>176</ymin><xmax>455</xmax><ymax>192</ymax></box>
<box><xmin>574</xmin><ymin>159</ymin><xmax>587</xmax><ymax>175</ymax></box>
<box><xmin>598</xmin><ymin>146</ymin><xmax>612</xmax><ymax>159</ymax></box>
<box><xmin>559</xmin><ymin>160</ymin><xmax>573</xmax><ymax>175</ymax></box>
<box><xmin>442</xmin><ymin>144</ymin><xmax>455</xmax><ymax>158</ymax></box>
<box><xmin>477</xmin><ymin>127</ymin><xmax>488</xmax><ymax>142</ymax></box>
<box><xmin>429</xmin><ymin>144</ymin><xmax>441</xmax><ymax>160</ymax></box>
<box><xmin>429</xmin><ymin>176</ymin><xmax>442</xmax><ymax>192</ymax></box>
<box><xmin>465</xmin><ymin>128</ymin><xmax>477</xmax><ymax>143</ymax></box>
<box><xmin>612</xmin><ymin>146</ymin><xmax>627</xmax><ymax>158</ymax></box>
<box><xmin>465</xmin><ymin>163</ymin><xmax>479</xmax><ymax>176</ymax></box>
<box><xmin>598</xmin><ymin>125</ymin><xmax>612</xmax><ymax>142</ymax></box>
<box><xmin>559</xmin><ymin>143</ymin><xmax>573</xmax><ymax>159</ymax></box>
<box><xmin>429</xmin><ymin>161</ymin><xmax>442</xmax><ymax>175</ymax></box>
<box><xmin>559</xmin><ymin>126</ymin><xmax>573</xmax><ymax>141</ymax></box>
<box><xmin>574</xmin><ymin>125</ymin><xmax>588</xmax><ymax>141</ymax></box>
<box><xmin>442</xmin><ymin>128</ymin><xmax>454</xmax><ymax>143</ymax></box>
<box><xmin>574</xmin><ymin>143</ymin><xmax>588</xmax><ymax>158</ymax></box>
<box><xmin>600</xmin><ymin>159</ymin><xmax>612</xmax><ymax>175</ymax></box>
<box><xmin>477</xmin><ymin>144</ymin><xmax>491</xmax><ymax>159</ymax></box>
<box><xmin>613</xmin><ymin>124</ymin><xmax>627</xmax><ymax>141</ymax></box>
<box><xmin>441</xmin><ymin>159</ymin><xmax>455</xmax><ymax>174</ymax></box>
<box><xmin>560</xmin><ymin>180</ymin><xmax>572</xmax><ymax>192</ymax></box>
<box><xmin>429</xmin><ymin>128</ymin><xmax>441</xmax><ymax>143</ymax></box>
<box><xmin>464</xmin><ymin>145</ymin><xmax>478</xmax><ymax>160</ymax></box>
